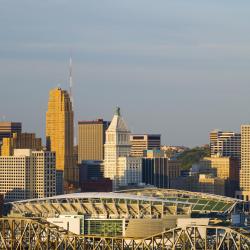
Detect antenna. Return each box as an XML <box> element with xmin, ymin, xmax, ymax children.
<box><xmin>69</xmin><ymin>56</ymin><xmax>73</xmax><ymax>107</ymax></box>
<box><xmin>69</xmin><ymin>55</ymin><xmax>77</xmax><ymax>145</ymax></box>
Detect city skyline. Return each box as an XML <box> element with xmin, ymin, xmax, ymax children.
<box><xmin>1</xmin><ymin>1</ymin><xmax>250</xmax><ymax>246</ymax></box>
<box><xmin>1</xmin><ymin>1</ymin><xmax>250</xmax><ymax>147</ymax></box>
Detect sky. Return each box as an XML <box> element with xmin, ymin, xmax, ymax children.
<box><xmin>0</xmin><ymin>0</ymin><xmax>250</xmax><ymax>147</ymax></box>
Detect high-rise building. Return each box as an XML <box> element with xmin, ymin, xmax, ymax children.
<box><xmin>236</xmin><ymin>125</ymin><xmax>250</xmax><ymax>201</ymax></box>
<box><xmin>79</xmin><ymin>160</ymin><xmax>112</xmax><ymax>192</ymax></box>
<box><xmin>79</xmin><ymin>160</ymin><xmax>104</xmax><ymax>181</ymax></box>
<box><xmin>1</xmin><ymin>132</ymin><xmax>42</xmax><ymax>156</ymax></box>
<box><xmin>130</xmin><ymin>134</ymin><xmax>161</xmax><ymax>157</ymax></box>
<box><xmin>210</xmin><ymin>130</ymin><xmax>241</xmax><ymax>159</ymax></box>
<box><xmin>142</xmin><ymin>156</ymin><xmax>180</xmax><ymax>188</ymax></box>
<box><xmin>200</xmin><ymin>156</ymin><xmax>239</xmax><ymax>197</ymax></box>
<box><xmin>46</xmin><ymin>88</ymin><xmax>76</xmax><ymax>185</ymax></box>
<box><xmin>56</xmin><ymin>170</ymin><xmax>64</xmax><ymax>195</ymax></box>
<box><xmin>0</xmin><ymin>149</ymin><xmax>56</xmax><ymax>202</ymax></box>
<box><xmin>104</xmin><ymin>107</ymin><xmax>142</xmax><ymax>190</ymax></box>
<box><xmin>78</xmin><ymin>119</ymin><xmax>110</xmax><ymax>163</ymax></box>
<box><xmin>0</xmin><ymin>122</ymin><xmax>22</xmax><ymax>144</ymax></box>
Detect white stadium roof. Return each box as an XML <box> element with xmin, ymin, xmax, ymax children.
<box><xmin>12</xmin><ymin>192</ymin><xmax>192</xmax><ymax>205</ymax></box>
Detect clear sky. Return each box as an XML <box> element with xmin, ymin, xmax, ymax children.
<box><xmin>0</xmin><ymin>0</ymin><xmax>250</xmax><ymax>147</ymax></box>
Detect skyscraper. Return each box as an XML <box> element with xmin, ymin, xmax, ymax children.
<box><xmin>236</xmin><ymin>125</ymin><xmax>250</xmax><ymax>200</ymax></box>
<box><xmin>46</xmin><ymin>88</ymin><xmax>75</xmax><ymax>185</ymax></box>
<box><xmin>210</xmin><ymin>130</ymin><xmax>241</xmax><ymax>197</ymax></box>
<box><xmin>78</xmin><ymin>119</ymin><xmax>110</xmax><ymax>163</ymax></box>
<box><xmin>104</xmin><ymin>107</ymin><xmax>142</xmax><ymax>190</ymax></box>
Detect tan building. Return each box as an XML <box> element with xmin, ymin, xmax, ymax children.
<box><xmin>198</xmin><ymin>174</ymin><xmax>225</xmax><ymax>196</ymax></box>
<box><xmin>193</xmin><ymin>156</ymin><xmax>238</xmax><ymax>197</ymax></box>
<box><xmin>46</xmin><ymin>88</ymin><xmax>76</xmax><ymax>185</ymax></box>
<box><xmin>0</xmin><ymin>149</ymin><xmax>56</xmax><ymax>202</ymax></box>
<box><xmin>201</xmin><ymin>156</ymin><xmax>239</xmax><ymax>182</ymax></box>
<box><xmin>170</xmin><ymin>174</ymin><xmax>225</xmax><ymax>196</ymax></box>
<box><xmin>168</xmin><ymin>159</ymin><xmax>182</xmax><ymax>179</ymax></box>
<box><xmin>1</xmin><ymin>132</ymin><xmax>42</xmax><ymax>156</ymax></box>
<box><xmin>236</xmin><ymin>125</ymin><xmax>250</xmax><ymax>201</ymax></box>
<box><xmin>130</xmin><ymin>134</ymin><xmax>161</xmax><ymax>157</ymax></box>
<box><xmin>0</xmin><ymin>122</ymin><xmax>22</xmax><ymax>144</ymax></box>
<box><xmin>78</xmin><ymin>119</ymin><xmax>110</xmax><ymax>163</ymax></box>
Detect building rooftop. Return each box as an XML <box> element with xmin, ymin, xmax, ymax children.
<box><xmin>107</xmin><ymin>107</ymin><xmax>129</xmax><ymax>133</ymax></box>
<box><xmin>78</xmin><ymin>119</ymin><xmax>108</xmax><ymax>124</ymax></box>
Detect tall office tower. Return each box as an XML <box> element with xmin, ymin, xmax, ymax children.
<box><xmin>210</xmin><ymin>130</ymin><xmax>241</xmax><ymax>158</ymax></box>
<box><xmin>46</xmin><ymin>88</ymin><xmax>75</xmax><ymax>185</ymax></box>
<box><xmin>236</xmin><ymin>125</ymin><xmax>250</xmax><ymax>201</ymax></box>
<box><xmin>0</xmin><ymin>122</ymin><xmax>22</xmax><ymax>144</ymax></box>
<box><xmin>1</xmin><ymin>132</ymin><xmax>42</xmax><ymax>156</ymax></box>
<box><xmin>78</xmin><ymin>119</ymin><xmax>110</xmax><ymax>163</ymax></box>
<box><xmin>130</xmin><ymin>134</ymin><xmax>161</xmax><ymax>157</ymax></box>
<box><xmin>104</xmin><ymin>107</ymin><xmax>142</xmax><ymax>190</ymax></box>
<box><xmin>0</xmin><ymin>149</ymin><xmax>56</xmax><ymax>202</ymax></box>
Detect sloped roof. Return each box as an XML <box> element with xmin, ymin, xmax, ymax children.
<box><xmin>107</xmin><ymin>107</ymin><xmax>130</xmax><ymax>133</ymax></box>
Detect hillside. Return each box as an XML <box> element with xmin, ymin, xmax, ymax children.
<box><xmin>177</xmin><ymin>146</ymin><xmax>210</xmax><ymax>170</ymax></box>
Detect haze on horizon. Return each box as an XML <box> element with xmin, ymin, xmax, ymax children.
<box><xmin>0</xmin><ymin>0</ymin><xmax>250</xmax><ymax>147</ymax></box>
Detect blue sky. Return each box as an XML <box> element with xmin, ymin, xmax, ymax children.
<box><xmin>1</xmin><ymin>0</ymin><xmax>250</xmax><ymax>146</ymax></box>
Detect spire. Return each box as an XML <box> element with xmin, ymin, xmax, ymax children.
<box><xmin>115</xmin><ymin>106</ymin><xmax>121</xmax><ymax>116</ymax></box>
<box><xmin>69</xmin><ymin>56</ymin><xmax>73</xmax><ymax>107</ymax></box>
<box><xmin>107</xmin><ymin>107</ymin><xmax>130</xmax><ymax>132</ymax></box>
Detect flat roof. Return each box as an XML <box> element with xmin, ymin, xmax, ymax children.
<box><xmin>78</xmin><ymin>120</ymin><xmax>109</xmax><ymax>124</ymax></box>
<box><xmin>131</xmin><ymin>134</ymin><xmax>161</xmax><ymax>137</ymax></box>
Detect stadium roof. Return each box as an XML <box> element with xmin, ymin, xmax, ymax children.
<box><xmin>8</xmin><ymin>189</ymin><xmax>241</xmax><ymax>218</ymax></box>
<box><xmin>12</xmin><ymin>192</ymin><xmax>191</xmax><ymax>205</ymax></box>
<box><xmin>117</xmin><ymin>188</ymin><xmax>241</xmax><ymax>214</ymax></box>
<box><xmin>9</xmin><ymin>192</ymin><xmax>192</xmax><ymax>219</ymax></box>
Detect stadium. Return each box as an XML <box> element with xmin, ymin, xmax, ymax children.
<box><xmin>1</xmin><ymin>188</ymin><xmax>250</xmax><ymax>249</ymax></box>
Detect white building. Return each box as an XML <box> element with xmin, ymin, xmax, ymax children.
<box><xmin>47</xmin><ymin>214</ymin><xmax>85</xmax><ymax>235</ymax></box>
<box><xmin>0</xmin><ymin>149</ymin><xmax>56</xmax><ymax>202</ymax></box>
<box><xmin>104</xmin><ymin>107</ymin><xmax>142</xmax><ymax>190</ymax></box>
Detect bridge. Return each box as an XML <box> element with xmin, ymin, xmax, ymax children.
<box><xmin>0</xmin><ymin>217</ymin><xmax>250</xmax><ymax>249</ymax></box>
